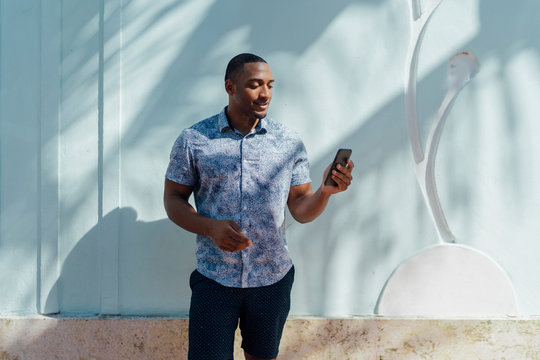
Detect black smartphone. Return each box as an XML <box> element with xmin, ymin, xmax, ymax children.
<box><xmin>324</xmin><ymin>148</ymin><xmax>352</xmax><ymax>186</ymax></box>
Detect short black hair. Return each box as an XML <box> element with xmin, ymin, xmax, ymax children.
<box><xmin>225</xmin><ymin>53</ymin><xmax>267</xmax><ymax>82</ymax></box>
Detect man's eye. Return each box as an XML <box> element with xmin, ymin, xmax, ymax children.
<box><xmin>247</xmin><ymin>83</ymin><xmax>259</xmax><ymax>89</ymax></box>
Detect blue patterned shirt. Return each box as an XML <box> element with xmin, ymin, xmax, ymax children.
<box><xmin>166</xmin><ymin>108</ymin><xmax>311</xmax><ymax>288</ymax></box>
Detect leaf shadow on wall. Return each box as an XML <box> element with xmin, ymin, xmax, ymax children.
<box><xmin>285</xmin><ymin>0</ymin><xmax>540</xmax><ymax>316</ymax></box>
<box><xmin>45</xmin><ymin>0</ymin><xmax>540</xmax><ymax>320</ymax></box>
<box><xmin>42</xmin><ymin>0</ymin><xmax>376</xmax><ymax>317</ymax></box>
<box><xmin>120</xmin><ymin>0</ymin><xmax>373</xmax><ymax>147</ymax></box>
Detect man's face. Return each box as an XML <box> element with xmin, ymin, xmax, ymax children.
<box><xmin>227</xmin><ymin>62</ymin><xmax>274</xmax><ymax>120</ymax></box>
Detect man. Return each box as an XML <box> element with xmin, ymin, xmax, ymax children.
<box><xmin>164</xmin><ymin>53</ymin><xmax>353</xmax><ymax>360</ymax></box>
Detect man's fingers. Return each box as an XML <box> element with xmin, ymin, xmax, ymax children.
<box><xmin>225</xmin><ymin>222</ymin><xmax>252</xmax><ymax>250</ymax></box>
<box><xmin>229</xmin><ymin>220</ymin><xmax>251</xmax><ymax>238</ymax></box>
<box><xmin>334</xmin><ymin>166</ymin><xmax>352</xmax><ymax>184</ymax></box>
<box><xmin>324</xmin><ymin>160</ymin><xmax>354</xmax><ymax>191</ymax></box>
<box><xmin>227</xmin><ymin>225</ymin><xmax>251</xmax><ymax>243</ymax></box>
<box><xmin>221</xmin><ymin>238</ymin><xmax>252</xmax><ymax>252</ymax></box>
<box><xmin>212</xmin><ymin>220</ymin><xmax>253</xmax><ymax>252</ymax></box>
<box><xmin>230</xmin><ymin>232</ymin><xmax>251</xmax><ymax>244</ymax></box>
<box><xmin>218</xmin><ymin>236</ymin><xmax>251</xmax><ymax>252</ymax></box>
<box><xmin>229</xmin><ymin>220</ymin><xmax>243</xmax><ymax>233</ymax></box>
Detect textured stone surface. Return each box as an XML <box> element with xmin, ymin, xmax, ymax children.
<box><xmin>1</xmin><ymin>316</ymin><xmax>539</xmax><ymax>359</ymax></box>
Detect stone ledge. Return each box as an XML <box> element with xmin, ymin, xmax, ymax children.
<box><xmin>1</xmin><ymin>316</ymin><xmax>539</xmax><ymax>359</ymax></box>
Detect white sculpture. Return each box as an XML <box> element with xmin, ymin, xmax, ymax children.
<box><xmin>375</xmin><ymin>0</ymin><xmax>519</xmax><ymax>316</ymax></box>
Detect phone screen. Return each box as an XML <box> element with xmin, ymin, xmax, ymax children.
<box><xmin>324</xmin><ymin>148</ymin><xmax>352</xmax><ymax>186</ymax></box>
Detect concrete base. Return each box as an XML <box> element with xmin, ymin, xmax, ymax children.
<box><xmin>1</xmin><ymin>316</ymin><xmax>539</xmax><ymax>359</ymax></box>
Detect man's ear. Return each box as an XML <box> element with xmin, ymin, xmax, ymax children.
<box><xmin>225</xmin><ymin>79</ymin><xmax>235</xmax><ymax>95</ymax></box>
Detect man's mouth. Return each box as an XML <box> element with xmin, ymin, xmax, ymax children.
<box><xmin>254</xmin><ymin>101</ymin><xmax>269</xmax><ymax>110</ymax></box>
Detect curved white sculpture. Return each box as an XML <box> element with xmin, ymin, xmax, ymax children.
<box><xmin>375</xmin><ymin>0</ymin><xmax>519</xmax><ymax>316</ymax></box>
<box><xmin>376</xmin><ymin>244</ymin><xmax>519</xmax><ymax>316</ymax></box>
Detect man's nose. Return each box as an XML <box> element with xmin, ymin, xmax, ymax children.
<box><xmin>259</xmin><ymin>85</ymin><xmax>271</xmax><ymax>98</ymax></box>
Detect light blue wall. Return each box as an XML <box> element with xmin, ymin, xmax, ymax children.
<box><xmin>1</xmin><ymin>0</ymin><xmax>540</xmax><ymax>315</ymax></box>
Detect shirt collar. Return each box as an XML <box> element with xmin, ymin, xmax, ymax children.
<box><xmin>218</xmin><ymin>107</ymin><xmax>267</xmax><ymax>135</ymax></box>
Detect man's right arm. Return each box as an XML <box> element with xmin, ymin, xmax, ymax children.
<box><xmin>163</xmin><ymin>178</ymin><xmax>252</xmax><ymax>252</ymax></box>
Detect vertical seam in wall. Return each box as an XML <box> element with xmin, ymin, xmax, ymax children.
<box><xmin>37</xmin><ymin>0</ymin><xmax>43</xmax><ymax>314</ymax></box>
<box><xmin>98</xmin><ymin>0</ymin><xmax>105</xmax><ymax>223</ymax></box>
<box><xmin>98</xmin><ymin>0</ymin><xmax>105</xmax><ymax>312</ymax></box>
<box><xmin>117</xmin><ymin>0</ymin><xmax>124</xmax><ymax>311</ymax></box>
<box><xmin>55</xmin><ymin>0</ymin><xmax>62</xmax><ymax>314</ymax></box>
<box><xmin>57</xmin><ymin>0</ymin><xmax>64</xmax><ymax>311</ymax></box>
<box><xmin>114</xmin><ymin>0</ymin><xmax>122</xmax><ymax>314</ymax></box>
<box><xmin>119</xmin><ymin>0</ymin><xmax>123</xmax><ymax>211</ymax></box>
<box><xmin>117</xmin><ymin>0</ymin><xmax>124</xmax><ymax>313</ymax></box>
<box><xmin>0</xmin><ymin>0</ymin><xmax>3</xmax><ymax>250</ymax></box>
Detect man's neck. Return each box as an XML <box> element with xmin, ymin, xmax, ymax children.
<box><xmin>225</xmin><ymin>107</ymin><xmax>259</xmax><ymax>136</ymax></box>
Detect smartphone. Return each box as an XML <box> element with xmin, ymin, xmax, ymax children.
<box><xmin>324</xmin><ymin>148</ymin><xmax>352</xmax><ymax>186</ymax></box>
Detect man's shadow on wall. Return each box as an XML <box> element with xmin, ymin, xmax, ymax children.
<box><xmin>44</xmin><ymin>207</ymin><xmax>196</xmax><ymax>315</ymax></box>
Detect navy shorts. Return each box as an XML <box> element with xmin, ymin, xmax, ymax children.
<box><xmin>188</xmin><ymin>266</ymin><xmax>295</xmax><ymax>360</ymax></box>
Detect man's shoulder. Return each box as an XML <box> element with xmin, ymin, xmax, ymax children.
<box><xmin>187</xmin><ymin>113</ymin><xmax>220</xmax><ymax>131</ymax></box>
<box><xmin>263</xmin><ymin>116</ymin><xmax>284</xmax><ymax>130</ymax></box>
<box><xmin>264</xmin><ymin>117</ymin><xmax>302</xmax><ymax>141</ymax></box>
<box><xmin>179</xmin><ymin>113</ymin><xmax>220</xmax><ymax>140</ymax></box>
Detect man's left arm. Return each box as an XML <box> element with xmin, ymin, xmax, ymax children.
<box><xmin>287</xmin><ymin>160</ymin><xmax>354</xmax><ymax>224</ymax></box>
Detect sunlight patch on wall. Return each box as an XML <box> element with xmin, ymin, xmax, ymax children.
<box><xmin>277</xmin><ymin>2</ymin><xmax>408</xmax><ymax>160</ymax></box>
<box><xmin>271</xmin><ymin>0</ymin><xmax>479</xmax><ymax>162</ymax></box>
<box><xmin>121</xmin><ymin>0</ymin><xmax>216</xmax><ymax>127</ymax></box>
<box><xmin>208</xmin><ymin>26</ymin><xmax>251</xmax><ymax>64</ymax></box>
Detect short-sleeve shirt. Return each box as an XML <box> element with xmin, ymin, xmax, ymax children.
<box><xmin>166</xmin><ymin>108</ymin><xmax>311</xmax><ymax>288</ymax></box>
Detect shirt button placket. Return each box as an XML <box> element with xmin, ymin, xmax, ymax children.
<box><xmin>240</xmin><ymin>137</ymin><xmax>249</xmax><ymax>287</ymax></box>
<box><xmin>241</xmin><ymin>251</ymin><xmax>249</xmax><ymax>287</ymax></box>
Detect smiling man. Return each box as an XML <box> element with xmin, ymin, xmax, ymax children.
<box><xmin>164</xmin><ymin>53</ymin><xmax>354</xmax><ymax>360</ymax></box>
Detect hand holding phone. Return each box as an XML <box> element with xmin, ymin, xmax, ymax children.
<box><xmin>324</xmin><ymin>148</ymin><xmax>352</xmax><ymax>187</ymax></box>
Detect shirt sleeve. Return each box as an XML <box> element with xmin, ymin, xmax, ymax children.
<box><xmin>165</xmin><ymin>131</ymin><xmax>198</xmax><ymax>186</ymax></box>
<box><xmin>290</xmin><ymin>139</ymin><xmax>311</xmax><ymax>186</ymax></box>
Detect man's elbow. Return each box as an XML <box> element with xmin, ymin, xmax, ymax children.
<box><xmin>163</xmin><ymin>201</ymin><xmax>173</xmax><ymax>221</ymax></box>
<box><xmin>290</xmin><ymin>212</ymin><xmax>315</xmax><ymax>224</ymax></box>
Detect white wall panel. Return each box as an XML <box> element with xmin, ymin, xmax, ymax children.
<box><xmin>39</xmin><ymin>0</ymin><xmax>61</xmax><ymax>315</ymax></box>
<box><xmin>57</xmin><ymin>0</ymin><xmax>101</xmax><ymax>314</ymax></box>
<box><xmin>0</xmin><ymin>0</ymin><xmax>41</xmax><ymax>314</ymax></box>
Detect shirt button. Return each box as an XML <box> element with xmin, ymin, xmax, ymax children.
<box><xmin>243</xmin><ymin>206</ymin><xmax>247</xmax><ymax>211</ymax></box>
